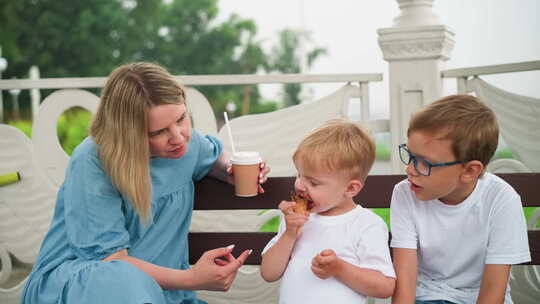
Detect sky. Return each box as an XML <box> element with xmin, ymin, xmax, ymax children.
<box><xmin>217</xmin><ymin>0</ymin><xmax>540</xmax><ymax>118</ymax></box>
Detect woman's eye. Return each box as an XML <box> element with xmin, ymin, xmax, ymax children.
<box><xmin>149</xmin><ymin>130</ymin><xmax>163</xmax><ymax>137</ymax></box>
<box><xmin>177</xmin><ymin>114</ymin><xmax>186</xmax><ymax>124</ymax></box>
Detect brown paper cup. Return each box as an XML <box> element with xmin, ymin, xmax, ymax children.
<box><xmin>231</xmin><ymin>152</ymin><xmax>262</xmax><ymax>197</ymax></box>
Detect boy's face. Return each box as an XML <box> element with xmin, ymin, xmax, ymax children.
<box><xmin>406</xmin><ymin>130</ymin><xmax>471</xmax><ymax>204</ymax></box>
<box><xmin>293</xmin><ymin>161</ymin><xmax>359</xmax><ymax>216</ymax></box>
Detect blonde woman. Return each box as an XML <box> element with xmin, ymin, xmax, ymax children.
<box><xmin>21</xmin><ymin>62</ymin><xmax>270</xmax><ymax>304</ymax></box>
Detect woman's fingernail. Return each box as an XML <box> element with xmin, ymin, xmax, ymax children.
<box><xmin>259</xmin><ymin>173</ymin><xmax>263</xmax><ymax>178</ymax></box>
<box><xmin>260</xmin><ymin>163</ymin><xmax>265</xmax><ymax>168</ymax></box>
<box><xmin>248</xmin><ymin>249</ymin><xmax>253</xmax><ymax>254</ymax></box>
<box><xmin>227</xmin><ymin>244</ymin><xmax>235</xmax><ymax>250</ymax></box>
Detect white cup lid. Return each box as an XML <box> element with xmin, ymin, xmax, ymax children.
<box><xmin>231</xmin><ymin>151</ymin><xmax>262</xmax><ymax>165</ymax></box>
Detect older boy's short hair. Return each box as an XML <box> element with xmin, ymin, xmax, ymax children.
<box><xmin>293</xmin><ymin>119</ymin><xmax>375</xmax><ymax>181</ymax></box>
<box><xmin>408</xmin><ymin>94</ymin><xmax>499</xmax><ymax>170</ymax></box>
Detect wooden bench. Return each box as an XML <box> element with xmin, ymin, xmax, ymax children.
<box><xmin>189</xmin><ymin>173</ymin><xmax>540</xmax><ymax>265</ymax></box>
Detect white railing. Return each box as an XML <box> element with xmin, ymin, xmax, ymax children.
<box><xmin>0</xmin><ymin>73</ymin><xmax>382</xmax><ymax>89</ymax></box>
<box><xmin>442</xmin><ymin>60</ymin><xmax>540</xmax><ymax>174</ymax></box>
<box><xmin>442</xmin><ymin>60</ymin><xmax>540</xmax><ymax>93</ymax></box>
<box><xmin>0</xmin><ymin>73</ymin><xmax>384</xmax><ymax>128</ymax></box>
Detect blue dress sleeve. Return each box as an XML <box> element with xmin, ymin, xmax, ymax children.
<box><xmin>191</xmin><ymin>130</ymin><xmax>223</xmax><ymax>182</ymax></box>
<box><xmin>62</xmin><ymin>144</ymin><xmax>130</xmax><ymax>261</ymax></box>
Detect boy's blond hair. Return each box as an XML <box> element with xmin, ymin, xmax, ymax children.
<box><xmin>293</xmin><ymin>119</ymin><xmax>375</xmax><ymax>181</ymax></box>
<box><xmin>408</xmin><ymin>94</ymin><xmax>499</xmax><ymax>172</ymax></box>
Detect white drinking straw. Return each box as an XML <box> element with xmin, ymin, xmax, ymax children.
<box><xmin>223</xmin><ymin>112</ymin><xmax>237</xmax><ymax>155</ymax></box>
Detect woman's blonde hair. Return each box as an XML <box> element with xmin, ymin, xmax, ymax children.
<box><xmin>90</xmin><ymin>62</ymin><xmax>186</xmax><ymax>220</ymax></box>
<box><xmin>293</xmin><ymin>119</ymin><xmax>375</xmax><ymax>181</ymax></box>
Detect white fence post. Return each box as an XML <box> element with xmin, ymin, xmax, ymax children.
<box><xmin>29</xmin><ymin>66</ymin><xmax>41</xmax><ymax>121</ymax></box>
<box><xmin>0</xmin><ymin>46</ymin><xmax>7</xmax><ymax>123</ymax></box>
<box><xmin>377</xmin><ymin>0</ymin><xmax>455</xmax><ymax>173</ymax></box>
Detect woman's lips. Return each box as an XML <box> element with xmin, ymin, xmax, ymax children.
<box><xmin>169</xmin><ymin>145</ymin><xmax>184</xmax><ymax>155</ymax></box>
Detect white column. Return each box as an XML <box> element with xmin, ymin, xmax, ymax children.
<box><xmin>377</xmin><ymin>0</ymin><xmax>455</xmax><ymax>173</ymax></box>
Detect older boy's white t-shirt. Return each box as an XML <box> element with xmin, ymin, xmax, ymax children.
<box><xmin>390</xmin><ymin>172</ymin><xmax>530</xmax><ymax>304</ymax></box>
<box><xmin>263</xmin><ymin>205</ymin><xmax>395</xmax><ymax>304</ymax></box>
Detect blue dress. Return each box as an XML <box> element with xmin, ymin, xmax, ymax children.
<box><xmin>21</xmin><ymin>130</ymin><xmax>222</xmax><ymax>304</ymax></box>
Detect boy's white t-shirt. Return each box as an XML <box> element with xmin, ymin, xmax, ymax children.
<box><xmin>263</xmin><ymin>205</ymin><xmax>396</xmax><ymax>304</ymax></box>
<box><xmin>390</xmin><ymin>172</ymin><xmax>531</xmax><ymax>304</ymax></box>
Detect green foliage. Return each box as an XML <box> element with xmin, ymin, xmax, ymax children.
<box><xmin>260</xmin><ymin>215</ymin><xmax>280</xmax><ymax>232</ymax></box>
<box><xmin>524</xmin><ymin>207</ymin><xmax>539</xmax><ymax>228</ymax></box>
<box><xmin>260</xmin><ymin>207</ymin><xmax>537</xmax><ymax>232</ymax></box>
<box><xmin>8</xmin><ymin>108</ymin><xmax>91</xmax><ymax>156</ymax></box>
<box><xmin>1</xmin><ymin>0</ymin><xmax>325</xmax><ymax>121</ymax></box>
<box><xmin>56</xmin><ymin>109</ymin><xmax>92</xmax><ymax>155</ymax></box>
<box><xmin>267</xmin><ymin>29</ymin><xmax>327</xmax><ymax>107</ymax></box>
<box><xmin>375</xmin><ymin>142</ymin><xmax>391</xmax><ymax>161</ymax></box>
<box><xmin>7</xmin><ymin>120</ymin><xmax>32</xmax><ymax>137</ymax></box>
<box><xmin>493</xmin><ymin>147</ymin><xmax>514</xmax><ymax>159</ymax></box>
<box><xmin>372</xmin><ymin>208</ymin><xmax>390</xmax><ymax>230</ymax></box>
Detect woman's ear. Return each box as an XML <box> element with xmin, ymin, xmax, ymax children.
<box><xmin>461</xmin><ymin>160</ymin><xmax>484</xmax><ymax>183</ymax></box>
<box><xmin>346</xmin><ymin>179</ymin><xmax>364</xmax><ymax>198</ymax></box>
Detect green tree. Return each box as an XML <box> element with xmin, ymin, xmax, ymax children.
<box><xmin>268</xmin><ymin>29</ymin><xmax>327</xmax><ymax>107</ymax></box>
<box><xmin>0</xmin><ymin>0</ymin><xmax>270</xmax><ymax>120</ymax></box>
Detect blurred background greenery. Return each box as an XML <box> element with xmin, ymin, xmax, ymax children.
<box><xmin>0</xmin><ymin>0</ymin><xmax>326</xmax><ymax>121</ymax></box>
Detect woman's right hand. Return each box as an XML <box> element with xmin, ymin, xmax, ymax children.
<box><xmin>188</xmin><ymin>245</ymin><xmax>251</xmax><ymax>291</ymax></box>
<box><xmin>279</xmin><ymin>200</ymin><xmax>309</xmax><ymax>238</ymax></box>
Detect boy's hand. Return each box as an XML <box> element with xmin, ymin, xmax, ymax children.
<box><xmin>278</xmin><ymin>200</ymin><xmax>309</xmax><ymax>238</ymax></box>
<box><xmin>226</xmin><ymin>162</ymin><xmax>271</xmax><ymax>193</ymax></box>
<box><xmin>311</xmin><ymin>249</ymin><xmax>343</xmax><ymax>279</ymax></box>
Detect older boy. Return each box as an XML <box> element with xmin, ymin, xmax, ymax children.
<box><xmin>261</xmin><ymin>119</ymin><xmax>396</xmax><ymax>303</ymax></box>
<box><xmin>390</xmin><ymin>95</ymin><xmax>531</xmax><ymax>304</ymax></box>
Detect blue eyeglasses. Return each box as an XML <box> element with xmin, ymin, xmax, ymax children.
<box><xmin>399</xmin><ymin>144</ymin><xmax>463</xmax><ymax>176</ymax></box>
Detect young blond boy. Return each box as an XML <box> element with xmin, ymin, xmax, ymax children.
<box><xmin>390</xmin><ymin>95</ymin><xmax>531</xmax><ymax>304</ymax></box>
<box><xmin>261</xmin><ymin>119</ymin><xmax>396</xmax><ymax>303</ymax></box>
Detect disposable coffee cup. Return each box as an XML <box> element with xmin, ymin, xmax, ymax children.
<box><xmin>231</xmin><ymin>151</ymin><xmax>262</xmax><ymax>197</ymax></box>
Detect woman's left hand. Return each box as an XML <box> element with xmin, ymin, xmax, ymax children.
<box><xmin>257</xmin><ymin>162</ymin><xmax>270</xmax><ymax>193</ymax></box>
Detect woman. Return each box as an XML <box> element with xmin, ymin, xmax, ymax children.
<box><xmin>21</xmin><ymin>62</ymin><xmax>269</xmax><ymax>304</ymax></box>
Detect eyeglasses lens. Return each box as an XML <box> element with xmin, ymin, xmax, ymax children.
<box><xmin>416</xmin><ymin>159</ymin><xmax>430</xmax><ymax>176</ymax></box>
<box><xmin>400</xmin><ymin>145</ymin><xmax>430</xmax><ymax>176</ymax></box>
<box><xmin>399</xmin><ymin>145</ymin><xmax>411</xmax><ymax>165</ymax></box>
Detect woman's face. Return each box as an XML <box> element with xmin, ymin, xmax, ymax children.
<box><xmin>147</xmin><ymin>103</ymin><xmax>191</xmax><ymax>159</ymax></box>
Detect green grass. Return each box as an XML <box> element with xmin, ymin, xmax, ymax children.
<box><xmin>493</xmin><ymin>147</ymin><xmax>514</xmax><ymax>159</ymax></box>
<box><xmin>8</xmin><ymin>108</ymin><xmax>91</xmax><ymax>156</ymax></box>
<box><xmin>258</xmin><ymin>207</ymin><xmax>538</xmax><ymax>232</ymax></box>
<box><xmin>260</xmin><ymin>215</ymin><xmax>281</xmax><ymax>232</ymax></box>
<box><xmin>375</xmin><ymin>143</ymin><xmax>391</xmax><ymax>161</ymax></box>
<box><xmin>7</xmin><ymin>120</ymin><xmax>33</xmax><ymax>137</ymax></box>
<box><xmin>524</xmin><ymin>207</ymin><xmax>539</xmax><ymax>228</ymax></box>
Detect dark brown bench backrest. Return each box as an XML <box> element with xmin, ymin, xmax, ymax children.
<box><xmin>190</xmin><ymin>173</ymin><xmax>540</xmax><ymax>265</ymax></box>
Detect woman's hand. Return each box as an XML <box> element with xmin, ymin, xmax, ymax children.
<box><xmin>188</xmin><ymin>245</ymin><xmax>251</xmax><ymax>291</ymax></box>
<box><xmin>278</xmin><ymin>200</ymin><xmax>309</xmax><ymax>238</ymax></box>
<box><xmin>226</xmin><ymin>161</ymin><xmax>271</xmax><ymax>193</ymax></box>
<box><xmin>257</xmin><ymin>162</ymin><xmax>270</xmax><ymax>193</ymax></box>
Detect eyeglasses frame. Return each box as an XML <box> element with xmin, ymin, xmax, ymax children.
<box><xmin>398</xmin><ymin>144</ymin><xmax>463</xmax><ymax>176</ymax></box>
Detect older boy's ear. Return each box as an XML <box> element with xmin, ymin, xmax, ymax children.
<box><xmin>461</xmin><ymin>160</ymin><xmax>484</xmax><ymax>183</ymax></box>
<box><xmin>346</xmin><ymin>180</ymin><xmax>364</xmax><ymax>197</ymax></box>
